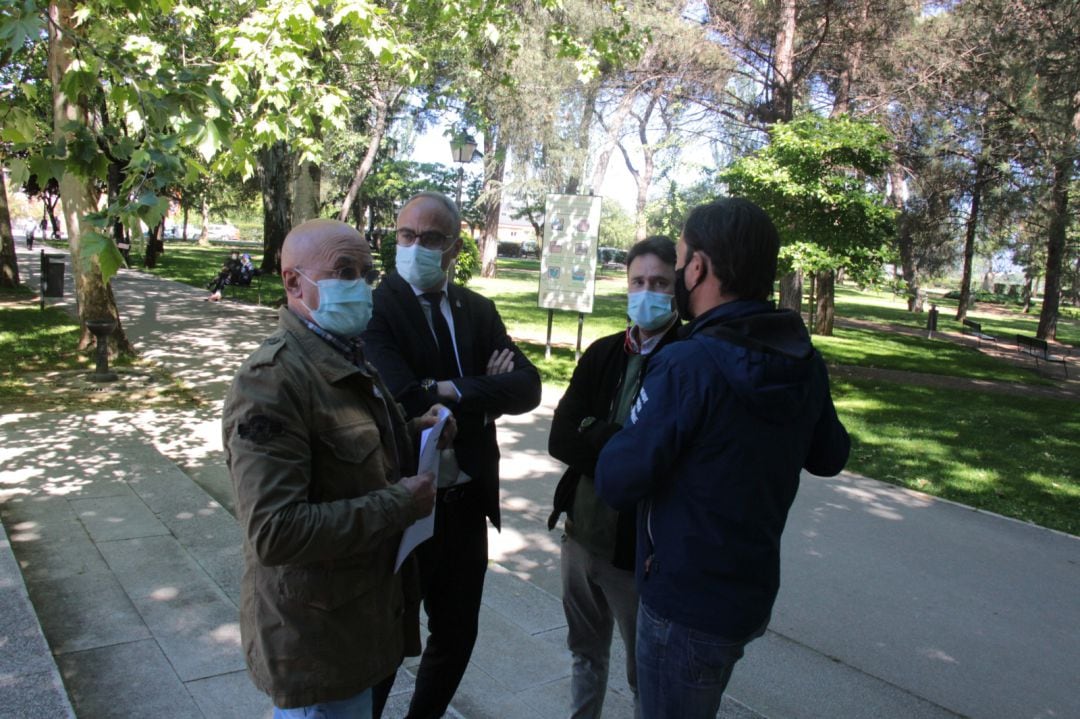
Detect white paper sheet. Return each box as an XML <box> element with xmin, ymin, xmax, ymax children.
<box><xmin>395</xmin><ymin>406</ymin><xmax>451</xmax><ymax>572</ymax></box>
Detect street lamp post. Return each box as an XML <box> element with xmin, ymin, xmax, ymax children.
<box><xmin>449</xmin><ymin>134</ymin><xmax>478</xmax><ymax>209</ymax></box>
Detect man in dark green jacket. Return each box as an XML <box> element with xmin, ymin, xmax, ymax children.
<box><xmin>223</xmin><ymin>219</ymin><xmax>452</xmax><ymax>716</ymax></box>
<box><xmin>548</xmin><ymin>236</ymin><xmax>681</xmax><ymax>718</ymax></box>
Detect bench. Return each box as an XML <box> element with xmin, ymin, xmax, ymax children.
<box><xmin>1015</xmin><ymin>335</ymin><xmax>1068</xmax><ymax>377</ymax></box>
<box><xmin>223</xmin><ymin>271</ymin><xmax>262</xmax><ymax>303</ymax></box>
<box><xmin>962</xmin><ymin>318</ymin><xmax>996</xmax><ymax>346</ymax></box>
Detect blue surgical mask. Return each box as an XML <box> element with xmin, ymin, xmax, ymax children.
<box><xmin>397</xmin><ymin>243</ymin><xmax>447</xmax><ymax>289</ymax></box>
<box><xmin>299</xmin><ymin>274</ymin><xmax>373</xmax><ymax>337</ymax></box>
<box><xmin>627</xmin><ymin>290</ymin><xmax>675</xmax><ymax>331</ymax></box>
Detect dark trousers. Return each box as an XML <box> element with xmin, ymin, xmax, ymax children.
<box><xmin>374</xmin><ymin>482</ymin><xmax>489</xmax><ymax>719</ymax></box>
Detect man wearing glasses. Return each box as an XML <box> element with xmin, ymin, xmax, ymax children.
<box><xmin>365</xmin><ymin>192</ymin><xmax>542</xmax><ymax>718</ymax></box>
<box><xmin>224</xmin><ymin>219</ymin><xmax>454</xmax><ymax>718</ymax></box>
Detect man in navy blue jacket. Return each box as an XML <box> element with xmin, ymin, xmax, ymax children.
<box><xmin>594</xmin><ymin>198</ymin><xmax>850</xmax><ymax>718</ymax></box>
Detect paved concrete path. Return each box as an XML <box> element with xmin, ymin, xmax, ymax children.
<box><xmin>2</xmin><ymin>246</ymin><xmax>1078</xmax><ymax>718</ymax></box>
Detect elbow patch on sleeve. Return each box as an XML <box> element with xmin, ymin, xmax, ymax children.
<box><xmin>237</xmin><ymin>414</ymin><xmax>284</xmax><ymax>444</ymax></box>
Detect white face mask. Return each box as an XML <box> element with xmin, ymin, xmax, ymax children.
<box><xmin>627</xmin><ymin>290</ymin><xmax>676</xmax><ymax>331</ymax></box>
<box><xmin>397</xmin><ymin>243</ymin><xmax>447</xmax><ymax>289</ymax></box>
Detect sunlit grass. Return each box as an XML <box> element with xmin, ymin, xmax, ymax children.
<box><xmin>0</xmin><ymin>289</ymin><xmax>85</xmax><ymax>372</ymax></box>
<box><xmin>833</xmin><ymin>285</ymin><xmax>1080</xmax><ymax>347</ymax></box>
<box><xmin>834</xmin><ymin>378</ymin><xmax>1080</xmax><ymax>535</ymax></box>
<box><xmin>814</xmin><ymin>326</ymin><xmax>1045</xmax><ymax>384</ymax></box>
<box><xmin>134</xmin><ymin>243</ymin><xmax>285</xmax><ymax>306</ymax></box>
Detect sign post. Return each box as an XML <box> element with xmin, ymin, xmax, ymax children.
<box><xmin>538</xmin><ymin>194</ymin><xmax>603</xmax><ymax>360</ymax></box>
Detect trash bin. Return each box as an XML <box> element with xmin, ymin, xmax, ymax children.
<box><xmin>44</xmin><ymin>256</ymin><xmax>65</xmax><ymax>297</ymax></box>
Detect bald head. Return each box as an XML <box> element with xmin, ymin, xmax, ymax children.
<box><xmin>282</xmin><ymin>219</ymin><xmax>367</xmax><ymax>272</ymax></box>
<box><xmin>281</xmin><ymin>219</ymin><xmax>373</xmax><ymax>323</ymax></box>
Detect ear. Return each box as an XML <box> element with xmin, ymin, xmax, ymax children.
<box><xmin>283</xmin><ymin>269</ymin><xmax>303</xmax><ymax>298</ymax></box>
<box><xmin>445</xmin><ymin>237</ymin><xmax>463</xmax><ymax>264</ymax></box>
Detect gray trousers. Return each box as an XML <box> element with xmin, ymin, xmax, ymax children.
<box><xmin>561</xmin><ymin>534</ymin><xmax>640</xmax><ymax>719</ymax></box>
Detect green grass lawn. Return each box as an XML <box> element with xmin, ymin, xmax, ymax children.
<box><xmin>834</xmin><ymin>377</ymin><xmax>1080</xmax><ymax>535</ymax></box>
<box><xmin>0</xmin><ymin>287</ymin><xmax>196</xmax><ymax>410</ymax></box>
<box><xmin>834</xmin><ymin>285</ymin><xmax>1080</xmax><ymax>347</ymax></box>
<box><xmin>136</xmin><ymin>244</ymin><xmax>286</xmax><ymax>306</ymax></box>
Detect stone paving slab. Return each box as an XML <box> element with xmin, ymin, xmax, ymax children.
<box><xmin>0</xmin><ymin>521</ymin><xmax>74</xmax><ymax>719</ymax></box>
<box><xmin>56</xmin><ymin>640</ymin><xmax>206</xmax><ymax>719</ymax></box>
<box><xmin>25</xmin><ymin>572</ymin><xmax>151</xmax><ymax>654</ymax></box>
<box><xmin>186</xmin><ymin>669</ymin><xmax>274</xmax><ymax>719</ymax></box>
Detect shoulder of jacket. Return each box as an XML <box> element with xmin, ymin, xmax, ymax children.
<box><xmin>451</xmin><ymin>284</ymin><xmax>491</xmax><ymax>308</ymax></box>
<box><xmin>582</xmin><ymin>331</ymin><xmax>625</xmax><ymax>358</ymax></box>
<box><xmin>247</xmin><ymin>332</ymin><xmax>289</xmax><ymax>369</ymax></box>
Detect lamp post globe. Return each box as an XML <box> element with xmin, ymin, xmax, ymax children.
<box><xmin>450</xmin><ymin>134</ymin><xmax>478</xmax><ymax>208</ymax></box>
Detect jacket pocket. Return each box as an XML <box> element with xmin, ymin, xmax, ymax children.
<box><xmin>277</xmin><ymin>564</ymin><xmax>379</xmax><ymax>611</ymax></box>
<box><xmin>321</xmin><ymin>420</ymin><xmax>381</xmax><ymax>465</ymax></box>
<box><xmin>314</xmin><ymin>420</ymin><xmax>386</xmax><ymax>501</ymax></box>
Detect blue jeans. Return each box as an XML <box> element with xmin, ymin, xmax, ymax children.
<box><xmin>635</xmin><ymin>601</ymin><xmax>756</xmax><ymax>719</ymax></box>
<box><xmin>273</xmin><ymin>688</ymin><xmax>372</xmax><ymax>719</ymax></box>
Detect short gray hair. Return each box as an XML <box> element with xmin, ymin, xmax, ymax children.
<box><xmin>401</xmin><ymin>191</ymin><xmax>461</xmax><ymax>232</ymax></box>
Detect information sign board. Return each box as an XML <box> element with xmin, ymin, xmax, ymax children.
<box><xmin>538</xmin><ymin>194</ymin><xmax>603</xmax><ymax>313</ymax></box>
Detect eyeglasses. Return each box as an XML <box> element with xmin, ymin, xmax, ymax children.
<box><xmin>298</xmin><ymin>266</ymin><xmax>381</xmax><ymax>285</ymax></box>
<box><xmin>396</xmin><ymin>228</ymin><xmax>458</xmax><ymax>251</ymax></box>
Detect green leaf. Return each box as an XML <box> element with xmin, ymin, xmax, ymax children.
<box><xmin>0</xmin><ymin>0</ymin><xmax>43</xmax><ymax>55</ymax></box>
<box><xmin>80</xmin><ymin>231</ymin><xmax>125</xmax><ymax>286</ymax></box>
<box><xmin>135</xmin><ymin>193</ymin><xmax>171</xmax><ymax>228</ymax></box>
<box><xmin>8</xmin><ymin>158</ymin><xmax>28</xmax><ymax>186</ymax></box>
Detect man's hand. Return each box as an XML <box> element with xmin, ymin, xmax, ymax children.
<box><xmin>400</xmin><ymin>471</ymin><xmax>436</xmax><ymax>516</ymax></box>
<box><xmin>413</xmin><ymin>404</ymin><xmax>458</xmax><ymax>449</ymax></box>
<box><xmin>486</xmin><ymin>348</ymin><xmax>515</xmax><ymax>375</ymax></box>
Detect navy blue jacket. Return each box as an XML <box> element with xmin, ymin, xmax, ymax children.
<box><xmin>594</xmin><ymin>300</ymin><xmax>849</xmax><ymax>639</ymax></box>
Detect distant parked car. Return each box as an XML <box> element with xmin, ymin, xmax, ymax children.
<box><xmin>520</xmin><ymin>240</ymin><xmax>539</xmax><ymax>258</ymax></box>
<box><xmin>205</xmin><ymin>223</ymin><xmax>241</xmax><ymax>241</ymax></box>
<box><xmin>599</xmin><ymin>246</ymin><xmax>627</xmax><ymax>266</ymax></box>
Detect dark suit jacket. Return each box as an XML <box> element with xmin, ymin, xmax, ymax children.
<box><xmin>363</xmin><ymin>272</ymin><xmax>542</xmax><ymax>529</ymax></box>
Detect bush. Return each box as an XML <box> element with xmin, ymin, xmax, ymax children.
<box><xmin>942</xmin><ymin>289</ymin><xmax>1023</xmax><ymax>307</ymax></box>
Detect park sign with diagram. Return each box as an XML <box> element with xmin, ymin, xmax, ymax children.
<box><xmin>538</xmin><ymin>194</ymin><xmax>602</xmax><ymax>313</ymax></box>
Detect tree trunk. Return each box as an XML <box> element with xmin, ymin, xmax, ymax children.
<box><xmin>771</xmin><ymin>0</ymin><xmax>797</xmax><ymax>123</ymax></box>
<box><xmin>768</xmin><ymin>0</ymin><xmax>802</xmax><ymax>308</ymax></box>
<box><xmin>338</xmin><ymin>87</ymin><xmax>395</xmax><ymax>222</ymax></box>
<box><xmin>888</xmin><ymin>166</ymin><xmax>919</xmax><ymax>311</ymax></box>
<box><xmin>830</xmin><ymin>0</ymin><xmax>870</xmax><ymax>118</ymax></box>
<box><xmin>292</xmin><ymin>158</ymin><xmax>321</xmax><ymax>227</ymax></box>
<box><xmin>198</xmin><ymin>195</ymin><xmax>210</xmax><ymax>246</ymax></box>
<box><xmin>479</xmin><ymin>127</ymin><xmax>505</xmax><ymax>278</ymax></box>
<box><xmin>955</xmin><ymin>160</ymin><xmax>987</xmax><ymax>322</ymax></box>
<box><xmin>565</xmin><ymin>81</ymin><xmax>599</xmax><ymax>195</ymax></box>
<box><xmin>589</xmin><ymin>74</ymin><xmax>641</xmax><ymax>194</ymax></box>
<box><xmin>778</xmin><ymin>271</ymin><xmax>802</xmax><ymax>313</ymax></box>
<box><xmin>814</xmin><ymin>269</ymin><xmax>836</xmax><ymax>335</ymax></box>
<box><xmin>0</xmin><ymin>170</ymin><xmax>20</xmax><ymax>288</ymax></box>
<box><xmin>258</xmin><ymin>141</ymin><xmax>292</xmax><ymax>274</ymax></box>
<box><xmin>49</xmin><ymin>0</ymin><xmax>133</xmax><ymax>355</ymax></box>
<box><xmin>1035</xmin><ymin>158</ymin><xmax>1069</xmax><ymax>340</ymax></box>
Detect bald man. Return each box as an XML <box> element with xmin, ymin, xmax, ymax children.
<box><xmin>364</xmin><ymin>192</ymin><xmax>542</xmax><ymax>718</ymax></box>
<box><xmin>223</xmin><ymin>219</ymin><xmax>453</xmax><ymax>718</ymax></box>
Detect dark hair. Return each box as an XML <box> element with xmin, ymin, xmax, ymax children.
<box><xmin>681</xmin><ymin>198</ymin><xmax>779</xmax><ymax>301</ymax></box>
<box><xmin>626</xmin><ymin>235</ymin><xmax>676</xmax><ymax>270</ymax></box>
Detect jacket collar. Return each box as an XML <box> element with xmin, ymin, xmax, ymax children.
<box><xmin>279</xmin><ymin>308</ymin><xmax>375</xmax><ymax>384</ymax></box>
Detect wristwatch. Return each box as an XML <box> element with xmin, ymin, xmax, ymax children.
<box><xmin>420</xmin><ymin>378</ymin><xmax>438</xmax><ymax>393</ymax></box>
<box><xmin>578</xmin><ymin>416</ymin><xmax>597</xmax><ymax>434</ymax></box>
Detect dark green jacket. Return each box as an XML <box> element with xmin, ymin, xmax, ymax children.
<box><xmin>223</xmin><ymin>309</ymin><xmax>423</xmax><ymax>709</ymax></box>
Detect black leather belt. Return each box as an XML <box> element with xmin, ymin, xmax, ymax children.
<box><xmin>438</xmin><ymin>483</ymin><xmax>472</xmax><ymax>504</ymax></box>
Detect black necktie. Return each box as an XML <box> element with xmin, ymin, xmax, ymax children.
<box><xmin>422</xmin><ymin>291</ymin><xmax>460</xmax><ymax>379</ymax></box>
